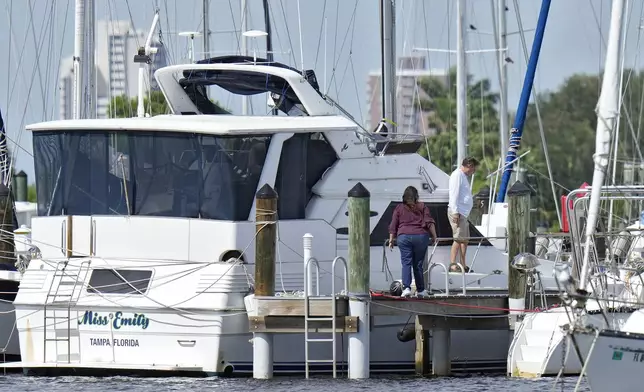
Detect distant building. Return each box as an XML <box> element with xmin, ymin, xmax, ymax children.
<box><xmin>366</xmin><ymin>56</ymin><xmax>448</xmax><ymax>136</ymax></box>
<box><xmin>59</xmin><ymin>20</ymin><xmax>168</xmax><ymax>120</ymax></box>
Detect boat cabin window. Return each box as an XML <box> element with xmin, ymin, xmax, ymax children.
<box><xmin>275</xmin><ymin>133</ymin><xmax>338</xmax><ymax>219</ymax></box>
<box><xmin>33</xmin><ymin>130</ymin><xmax>271</xmax><ymax>220</ymax></box>
<box><xmin>86</xmin><ymin>269</ymin><xmax>152</xmax><ymax>295</ymax></box>
<box><xmin>180</xmin><ymin>69</ymin><xmax>309</xmax><ymax>116</ymax></box>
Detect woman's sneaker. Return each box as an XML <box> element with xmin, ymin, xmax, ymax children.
<box><xmin>416</xmin><ymin>290</ymin><xmax>429</xmax><ymax>298</ymax></box>
<box><xmin>401</xmin><ymin>288</ymin><xmax>412</xmax><ymax>297</ymax></box>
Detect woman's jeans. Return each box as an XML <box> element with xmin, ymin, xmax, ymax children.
<box><xmin>398</xmin><ymin>233</ymin><xmax>430</xmax><ymax>291</ymax></box>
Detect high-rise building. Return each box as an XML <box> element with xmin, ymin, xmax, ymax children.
<box><xmin>59</xmin><ymin>20</ymin><xmax>168</xmax><ymax>120</ymax></box>
<box><xmin>366</xmin><ymin>56</ymin><xmax>448</xmax><ymax>136</ymax></box>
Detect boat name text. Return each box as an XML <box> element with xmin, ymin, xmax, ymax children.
<box><xmin>78</xmin><ymin>311</ymin><xmax>150</xmax><ymax>330</ymax></box>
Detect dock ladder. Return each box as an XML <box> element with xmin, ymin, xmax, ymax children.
<box><xmin>303</xmin><ymin>256</ymin><xmax>348</xmax><ymax>379</ymax></box>
<box><xmin>43</xmin><ymin>259</ymin><xmax>91</xmax><ymax>363</ymax></box>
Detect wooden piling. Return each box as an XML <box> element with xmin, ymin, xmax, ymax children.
<box><xmin>0</xmin><ymin>184</ymin><xmax>14</xmax><ymax>268</ymax></box>
<box><xmin>414</xmin><ymin>316</ymin><xmax>430</xmax><ymax>376</ymax></box>
<box><xmin>253</xmin><ymin>183</ymin><xmax>278</xmax><ymax>380</ymax></box>
<box><xmin>254</xmin><ymin>184</ymin><xmax>278</xmax><ymax>297</ymax></box>
<box><xmin>507</xmin><ymin>181</ymin><xmax>531</xmax><ymax>314</ymax></box>
<box><xmin>469</xmin><ymin>185</ymin><xmax>491</xmax><ymax>226</ymax></box>
<box><xmin>347</xmin><ymin>182</ymin><xmax>371</xmax><ymax>379</ymax></box>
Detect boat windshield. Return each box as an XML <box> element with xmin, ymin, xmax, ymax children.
<box><xmin>33</xmin><ymin>130</ymin><xmax>271</xmax><ymax>220</ymax></box>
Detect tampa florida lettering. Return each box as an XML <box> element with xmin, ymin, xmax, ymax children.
<box><xmin>78</xmin><ymin>311</ymin><xmax>150</xmax><ymax>330</ymax></box>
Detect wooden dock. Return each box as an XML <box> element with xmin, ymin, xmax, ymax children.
<box><xmin>247</xmin><ymin>292</ymin><xmax>564</xmax><ymax>376</ymax></box>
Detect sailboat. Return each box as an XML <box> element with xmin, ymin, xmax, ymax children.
<box><xmin>563</xmin><ymin>1</ymin><xmax>644</xmax><ymax>390</ymax></box>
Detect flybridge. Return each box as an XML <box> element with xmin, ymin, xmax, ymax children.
<box><xmin>154</xmin><ymin>55</ymin><xmax>336</xmax><ymax>117</ymax></box>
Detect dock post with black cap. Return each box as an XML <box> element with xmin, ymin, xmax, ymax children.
<box><xmin>507</xmin><ymin>181</ymin><xmax>531</xmax><ymax>318</ymax></box>
<box><xmin>347</xmin><ymin>182</ymin><xmax>371</xmax><ymax>379</ymax></box>
<box><xmin>253</xmin><ymin>184</ymin><xmax>278</xmax><ymax>379</ymax></box>
<box><xmin>469</xmin><ymin>185</ymin><xmax>491</xmax><ymax>226</ymax></box>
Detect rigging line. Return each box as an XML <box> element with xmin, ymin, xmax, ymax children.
<box><xmin>9</xmin><ymin>5</ymin><xmax>57</xmax><ymax>158</ymax></box>
<box><xmin>469</xmin><ymin>1</ymin><xmax>492</xmax><ymax>169</ymax></box>
<box><xmin>278</xmin><ymin>0</ymin><xmax>298</xmax><ymax>67</ymax></box>
<box><xmin>4</xmin><ymin>0</ymin><xmax>11</xmax><ymax>130</ymax></box>
<box><xmin>162</xmin><ymin>1</ymin><xmax>178</xmax><ymax>66</ymax></box>
<box><xmin>266</xmin><ymin>1</ymin><xmax>289</xmax><ymax>64</ymax></box>
<box><xmin>226</xmin><ymin>0</ymin><xmax>241</xmax><ymax>55</ymax></box>
<box><xmin>349</xmin><ymin>57</ymin><xmax>364</xmax><ymax>126</ymax></box>
<box><xmin>419</xmin><ymin>0</ymin><xmax>432</xmax><ymax>158</ymax></box>
<box><xmin>313</xmin><ymin>0</ymin><xmax>328</xmax><ymax>70</ymax></box>
<box><xmin>44</xmin><ymin>0</ymin><xmax>57</xmax><ymax>121</ymax></box>
<box><xmin>336</xmin><ymin>1</ymin><xmax>359</xmax><ymax>99</ymax></box>
<box><xmin>124</xmin><ymin>0</ymin><xmax>141</xmax><ymax>49</ymax></box>
<box><xmin>324</xmin><ymin>0</ymin><xmax>359</xmax><ymax>97</ymax></box>
<box><xmin>6</xmin><ymin>2</ymin><xmax>34</xmax><ymax>107</ymax></box>
<box><xmin>27</xmin><ymin>0</ymin><xmax>49</xmax><ymax>119</ymax></box>
<box><xmin>296</xmin><ymin>0</ymin><xmax>304</xmax><ymax>71</ymax></box>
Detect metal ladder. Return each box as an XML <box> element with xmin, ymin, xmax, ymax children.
<box><xmin>43</xmin><ymin>260</ymin><xmax>91</xmax><ymax>363</ymax></box>
<box><xmin>303</xmin><ymin>256</ymin><xmax>348</xmax><ymax>379</ymax></box>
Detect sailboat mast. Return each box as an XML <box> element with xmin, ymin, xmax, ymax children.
<box><xmin>497</xmin><ymin>0</ymin><xmax>508</xmax><ymax>159</ymax></box>
<box><xmin>262</xmin><ymin>0</ymin><xmax>278</xmax><ymax>116</ymax></box>
<box><xmin>87</xmin><ymin>0</ymin><xmax>96</xmax><ymax>119</ymax></box>
<box><xmin>495</xmin><ymin>0</ymin><xmax>552</xmax><ymax>203</ymax></box>
<box><xmin>380</xmin><ymin>0</ymin><xmax>396</xmax><ymax>136</ymax></box>
<box><xmin>578</xmin><ymin>0</ymin><xmax>626</xmax><ymax>293</ymax></box>
<box><xmin>72</xmin><ymin>0</ymin><xmax>86</xmax><ymax>120</ymax></box>
<box><xmin>456</xmin><ymin>0</ymin><xmax>468</xmax><ymax>165</ymax></box>
<box><xmin>203</xmin><ymin>0</ymin><xmax>210</xmax><ymax>59</ymax></box>
<box><xmin>241</xmin><ymin>0</ymin><xmax>248</xmax><ymax>115</ymax></box>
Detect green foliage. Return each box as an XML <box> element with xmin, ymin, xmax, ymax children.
<box><xmin>27</xmin><ymin>184</ymin><xmax>36</xmax><ymax>203</ymax></box>
<box><xmin>108</xmin><ymin>91</ymin><xmax>169</xmax><ymax>118</ymax></box>
<box><xmin>416</xmin><ymin>67</ymin><xmax>644</xmax><ymax>229</ymax></box>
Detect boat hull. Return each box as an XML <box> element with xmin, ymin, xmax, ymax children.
<box><xmin>574</xmin><ymin>329</ymin><xmax>644</xmax><ymax>392</ymax></box>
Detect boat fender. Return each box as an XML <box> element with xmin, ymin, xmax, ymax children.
<box><xmin>397</xmin><ymin>326</ymin><xmax>415</xmax><ymax>342</ymax></box>
<box><xmin>390</xmin><ymin>280</ymin><xmax>403</xmax><ymax>296</ymax></box>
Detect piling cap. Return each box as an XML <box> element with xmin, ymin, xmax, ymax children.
<box><xmin>0</xmin><ymin>183</ymin><xmax>10</xmax><ymax>197</ymax></box>
<box><xmin>15</xmin><ymin>170</ymin><xmax>26</xmax><ymax>178</ymax></box>
<box><xmin>348</xmin><ymin>182</ymin><xmax>370</xmax><ymax>198</ymax></box>
<box><xmin>475</xmin><ymin>185</ymin><xmax>491</xmax><ymax>200</ymax></box>
<box><xmin>255</xmin><ymin>183</ymin><xmax>278</xmax><ymax>199</ymax></box>
<box><xmin>507</xmin><ymin>180</ymin><xmax>533</xmax><ymax>197</ymax></box>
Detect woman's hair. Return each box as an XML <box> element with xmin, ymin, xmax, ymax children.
<box><xmin>402</xmin><ymin>186</ymin><xmax>419</xmax><ymax>211</ymax></box>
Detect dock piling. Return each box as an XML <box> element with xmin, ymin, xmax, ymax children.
<box><xmin>507</xmin><ymin>181</ymin><xmax>532</xmax><ymax>315</ymax></box>
<box><xmin>347</xmin><ymin>182</ymin><xmax>371</xmax><ymax>379</ymax></box>
<box><xmin>431</xmin><ymin>326</ymin><xmax>451</xmax><ymax>376</ymax></box>
<box><xmin>253</xmin><ymin>184</ymin><xmax>278</xmax><ymax>380</ymax></box>
<box><xmin>414</xmin><ymin>316</ymin><xmax>430</xmax><ymax>375</ymax></box>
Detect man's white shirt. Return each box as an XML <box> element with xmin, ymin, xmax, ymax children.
<box><xmin>448</xmin><ymin>169</ymin><xmax>473</xmax><ymax>217</ymax></box>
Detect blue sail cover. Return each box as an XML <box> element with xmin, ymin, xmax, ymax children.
<box><xmin>0</xmin><ymin>109</ymin><xmax>18</xmax><ymax>231</ymax></box>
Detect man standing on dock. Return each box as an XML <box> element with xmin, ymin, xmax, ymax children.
<box><xmin>448</xmin><ymin>157</ymin><xmax>479</xmax><ymax>273</ymax></box>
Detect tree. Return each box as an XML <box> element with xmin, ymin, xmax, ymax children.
<box><xmin>416</xmin><ymin>67</ymin><xmax>502</xmax><ymax>193</ymax></box>
<box><xmin>108</xmin><ymin>90</ymin><xmax>169</xmax><ymax>118</ymax></box>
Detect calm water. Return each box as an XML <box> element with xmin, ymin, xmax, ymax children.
<box><xmin>0</xmin><ymin>375</ymin><xmax>590</xmax><ymax>392</ymax></box>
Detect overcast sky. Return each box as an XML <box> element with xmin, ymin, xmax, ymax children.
<box><xmin>0</xmin><ymin>0</ymin><xmax>642</xmax><ymax>181</ymax></box>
